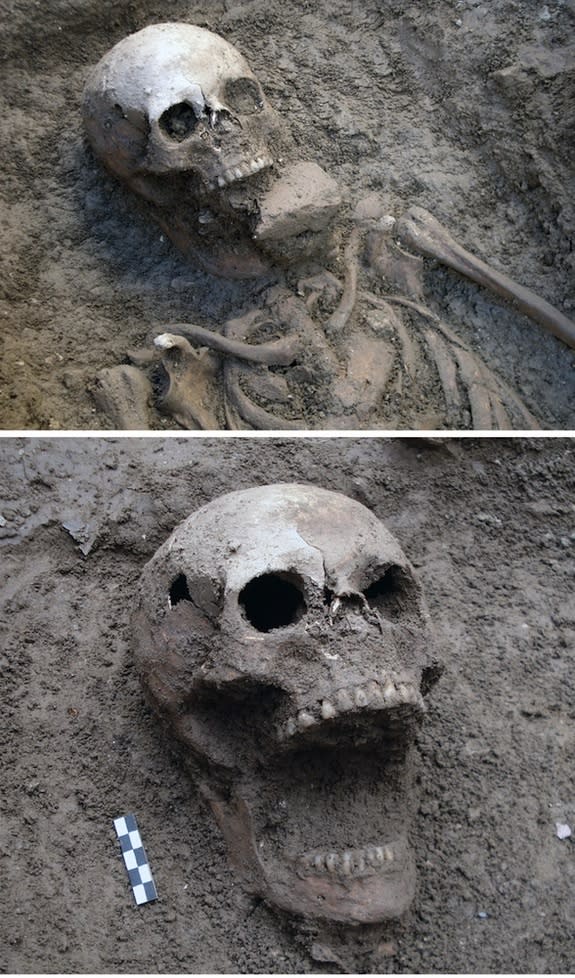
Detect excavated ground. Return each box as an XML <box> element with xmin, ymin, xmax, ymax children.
<box><xmin>1</xmin><ymin>436</ymin><xmax>574</xmax><ymax>972</ymax></box>
<box><xmin>0</xmin><ymin>0</ymin><xmax>574</xmax><ymax>429</ymax></box>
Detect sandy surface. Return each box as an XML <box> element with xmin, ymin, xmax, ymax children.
<box><xmin>0</xmin><ymin>0</ymin><xmax>574</xmax><ymax>429</ymax></box>
<box><xmin>1</xmin><ymin>435</ymin><xmax>574</xmax><ymax>972</ymax></box>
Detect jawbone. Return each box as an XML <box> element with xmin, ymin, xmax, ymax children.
<box><xmin>206</xmin><ymin>791</ymin><xmax>416</xmax><ymax>924</ymax></box>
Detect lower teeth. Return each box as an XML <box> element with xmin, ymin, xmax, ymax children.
<box><xmin>300</xmin><ymin>842</ymin><xmax>397</xmax><ymax>876</ymax></box>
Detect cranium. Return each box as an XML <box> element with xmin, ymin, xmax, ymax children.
<box><xmin>132</xmin><ymin>483</ymin><xmax>441</xmax><ymax>924</ymax></box>
<box><xmin>82</xmin><ymin>23</ymin><xmax>340</xmax><ymax>277</ymax></box>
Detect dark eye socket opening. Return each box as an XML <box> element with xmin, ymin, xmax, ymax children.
<box><xmin>159</xmin><ymin>102</ymin><xmax>200</xmax><ymax>141</ymax></box>
<box><xmin>169</xmin><ymin>573</ymin><xmax>192</xmax><ymax>606</ymax></box>
<box><xmin>363</xmin><ymin>566</ymin><xmax>415</xmax><ymax>620</ymax></box>
<box><xmin>223</xmin><ymin>77</ymin><xmax>264</xmax><ymax>114</ymax></box>
<box><xmin>239</xmin><ymin>572</ymin><xmax>306</xmax><ymax>632</ymax></box>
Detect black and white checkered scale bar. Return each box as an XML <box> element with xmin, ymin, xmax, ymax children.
<box><xmin>113</xmin><ymin>813</ymin><xmax>158</xmax><ymax>905</ymax></box>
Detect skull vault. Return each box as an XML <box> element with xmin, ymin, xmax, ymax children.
<box><xmin>132</xmin><ymin>483</ymin><xmax>441</xmax><ymax>924</ymax></box>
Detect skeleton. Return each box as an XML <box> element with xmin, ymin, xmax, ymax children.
<box><xmin>83</xmin><ymin>23</ymin><xmax>575</xmax><ymax>430</ymax></box>
<box><xmin>132</xmin><ymin>483</ymin><xmax>442</xmax><ymax>923</ymax></box>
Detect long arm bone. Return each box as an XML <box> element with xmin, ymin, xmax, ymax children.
<box><xmin>396</xmin><ymin>206</ymin><xmax>575</xmax><ymax>351</ymax></box>
<box><xmin>155</xmin><ymin>323</ymin><xmax>299</xmax><ymax>366</ymax></box>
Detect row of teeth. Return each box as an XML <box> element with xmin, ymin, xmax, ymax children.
<box><xmin>299</xmin><ymin>843</ymin><xmax>398</xmax><ymax>877</ymax></box>
<box><xmin>208</xmin><ymin>155</ymin><xmax>272</xmax><ymax>190</ymax></box>
<box><xmin>279</xmin><ymin>678</ymin><xmax>423</xmax><ymax>739</ymax></box>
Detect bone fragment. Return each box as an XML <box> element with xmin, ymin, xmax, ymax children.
<box><xmin>224</xmin><ymin>363</ymin><xmax>306</xmax><ymax>430</ymax></box>
<box><xmin>156</xmin><ymin>324</ymin><xmax>299</xmax><ymax>366</ymax></box>
<box><xmin>324</xmin><ymin>227</ymin><xmax>360</xmax><ymax>335</ymax></box>
<box><xmin>363</xmin><ymin>290</ymin><xmax>542</xmax><ymax>429</ymax></box>
<box><xmin>154</xmin><ymin>335</ymin><xmax>220</xmax><ymax>429</ymax></box>
<box><xmin>431</xmin><ymin>313</ymin><xmax>542</xmax><ymax>429</ymax></box>
<box><xmin>420</xmin><ymin>327</ymin><xmax>463</xmax><ymax>422</ymax></box>
<box><xmin>451</xmin><ymin>346</ymin><xmax>495</xmax><ymax>429</ymax></box>
<box><xmin>366</xmin><ymin>227</ymin><xmax>425</xmax><ymax>299</ymax></box>
<box><xmin>396</xmin><ymin>206</ymin><xmax>575</xmax><ymax>350</ymax></box>
<box><xmin>92</xmin><ymin>364</ymin><xmax>152</xmax><ymax>429</ymax></box>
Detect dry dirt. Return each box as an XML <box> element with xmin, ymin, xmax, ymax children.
<box><xmin>0</xmin><ymin>0</ymin><xmax>574</xmax><ymax>430</ymax></box>
<box><xmin>1</xmin><ymin>435</ymin><xmax>574</xmax><ymax>973</ymax></box>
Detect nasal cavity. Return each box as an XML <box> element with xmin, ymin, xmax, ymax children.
<box><xmin>239</xmin><ymin>573</ymin><xmax>306</xmax><ymax>632</ymax></box>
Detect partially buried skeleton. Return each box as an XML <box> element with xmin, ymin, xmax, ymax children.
<box><xmin>132</xmin><ymin>483</ymin><xmax>442</xmax><ymax>923</ymax></box>
<box><xmin>83</xmin><ymin>23</ymin><xmax>575</xmax><ymax>430</ymax></box>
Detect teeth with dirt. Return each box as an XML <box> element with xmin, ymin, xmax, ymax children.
<box><xmin>321</xmin><ymin>699</ymin><xmax>336</xmax><ymax>720</ymax></box>
<box><xmin>219</xmin><ymin>155</ymin><xmax>273</xmax><ymax>187</ymax></box>
<box><xmin>279</xmin><ymin>677</ymin><xmax>424</xmax><ymax>740</ymax></box>
<box><xmin>299</xmin><ymin>843</ymin><xmax>399</xmax><ymax>877</ymax></box>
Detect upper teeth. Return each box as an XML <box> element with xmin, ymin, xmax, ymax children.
<box><xmin>321</xmin><ymin>700</ymin><xmax>336</xmax><ymax>720</ymax></box>
<box><xmin>278</xmin><ymin>677</ymin><xmax>424</xmax><ymax>739</ymax></box>
<box><xmin>211</xmin><ymin>155</ymin><xmax>272</xmax><ymax>190</ymax></box>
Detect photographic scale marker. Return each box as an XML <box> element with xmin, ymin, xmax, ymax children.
<box><xmin>113</xmin><ymin>813</ymin><xmax>158</xmax><ymax>905</ymax></box>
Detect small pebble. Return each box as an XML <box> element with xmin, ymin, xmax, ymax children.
<box><xmin>477</xmin><ymin>911</ymin><xmax>489</xmax><ymax>919</ymax></box>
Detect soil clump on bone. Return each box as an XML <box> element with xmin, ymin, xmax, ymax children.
<box><xmin>1</xmin><ymin>436</ymin><xmax>574</xmax><ymax>971</ymax></box>
<box><xmin>0</xmin><ymin>0</ymin><xmax>574</xmax><ymax>429</ymax></box>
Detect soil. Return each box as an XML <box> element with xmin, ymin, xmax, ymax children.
<box><xmin>1</xmin><ymin>0</ymin><xmax>574</xmax><ymax>430</ymax></box>
<box><xmin>1</xmin><ymin>435</ymin><xmax>574</xmax><ymax>972</ymax></box>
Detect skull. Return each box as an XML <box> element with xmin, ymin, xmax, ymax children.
<box><xmin>82</xmin><ymin>23</ymin><xmax>299</xmax><ymax>277</ymax></box>
<box><xmin>83</xmin><ymin>23</ymin><xmax>343</xmax><ymax>277</ymax></box>
<box><xmin>82</xmin><ymin>23</ymin><xmax>283</xmax><ymax>187</ymax></box>
<box><xmin>132</xmin><ymin>484</ymin><xmax>441</xmax><ymax>924</ymax></box>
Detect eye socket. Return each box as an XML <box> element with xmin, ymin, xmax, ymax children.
<box><xmin>167</xmin><ymin>573</ymin><xmax>221</xmax><ymax>623</ymax></box>
<box><xmin>169</xmin><ymin>573</ymin><xmax>192</xmax><ymax>606</ymax></box>
<box><xmin>363</xmin><ymin>566</ymin><xmax>416</xmax><ymax>621</ymax></box>
<box><xmin>159</xmin><ymin>102</ymin><xmax>200</xmax><ymax>141</ymax></box>
<box><xmin>223</xmin><ymin>77</ymin><xmax>264</xmax><ymax>114</ymax></box>
<box><xmin>239</xmin><ymin>573</ymin><xmax>306</xmax><ymax>632</ymax></box>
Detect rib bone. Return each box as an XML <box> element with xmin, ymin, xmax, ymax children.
<box><xmin>396</xmin><ymin>206</ymin><xmax>575</xmax><ymax>350</ymax></box>
<box><xmin>324</xmin><ymin>227</ymin><xmax>360</xmax><ymax>336</ymax></box>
